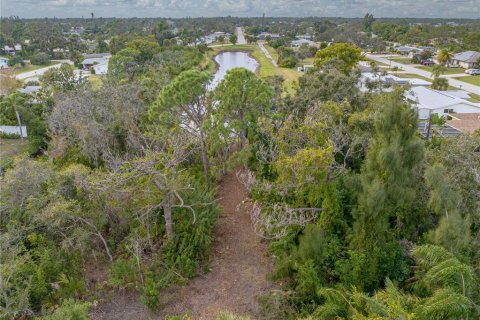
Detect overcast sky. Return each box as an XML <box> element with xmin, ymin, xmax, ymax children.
<box><xmin>2</xmin><ymin>0</ymin><xmax>480</xmax><ymax>19</ymax></box>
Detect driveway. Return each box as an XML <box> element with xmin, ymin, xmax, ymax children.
<box><xmin>365</xmin><ymin>54</ymin><xmax>480</xmax><ymax>94</ymax></box>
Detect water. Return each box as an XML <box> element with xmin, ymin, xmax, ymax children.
<box><xmin>210</xmin><ymin>51</ymin><xmax>259</xmax><ymax>88</ymax></box>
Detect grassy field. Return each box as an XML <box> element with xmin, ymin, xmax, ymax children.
<box><xmin>467</xmin><ymin>93</ymin><xmax>480</xmax><ymax>103</ymax></box>
<box><xmin>418</xmin><ymin>66</ymin><xmax>465</xmax><ymax>75</ymax></box>
<box><xmin>392</xmin><ymin>73</ymin><xmax>432</xmax><ymax>82</ymax></box>
<box><xmin>13</xmin><ymin>61</ymin><xmax>57</xmax><ymax>75</ymax></box>
<box><xmin>0</xmin><ymin>138</ymin><xmax>27</xmax><ymax>168</ymax></box>
<box><xmin>389</xmin><ymin>57</ymin><xmax>415</xmax><ymax>65</ymax></box>
<box><xmin>454</xmin><ymin>76</ymin><xmax>480</xmax><ymax>87</ymax></box>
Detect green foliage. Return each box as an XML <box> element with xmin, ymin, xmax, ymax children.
<box><xmin>43</xmin><ymin>299</ymin><xmax>92</xmax><ymax>320</ymax></box>
<box><xmin>431</xmin><ymin>77</ymin><xmax>449</xmax><ymax>91</ymax></box>
<box><xmin>30</xmin><ymin>52</ymin><xmax>50</xmax><ymax>65</ymax></box>
<box><xmin>107</xmin><ymin>258</ymin><xmax>139</xmax><ymax>289</ymax></box>
<box><xmin>314</xmin><ymin>43</ymin><xmax>362</xmax><ymax>74</ymax></box>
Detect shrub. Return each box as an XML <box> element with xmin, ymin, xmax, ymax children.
<box><xmin>44</xmin><ymin>299</ymin><xmax>92</xmax><ymax>320</ymax></box>
<box><xmin>0</xmin><ymin>132</ymin><xmax>21</xmax><ymax>139</ymax></box>
<box><xmin>30</xmin><ymin>53</ymin><xmax>50</xmax><ymax>65</ymax></box>
<box><xmin>107</xmin><ymin>258</ymin><xmax>138</xmax><ymax>289</ymax></box>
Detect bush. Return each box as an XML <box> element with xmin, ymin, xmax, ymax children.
<box><xmin>30</xmin><ymin>53</ymin><xmax>50</xmax><ymax>65</ymax></box>
<box><xmin>107</xmin><ymin>258</ymin><xmax>138</xmax><ymax>289</ymax></box>
<box><xmin>0</xmin><ymin>132</ymin><xmax>21</xmax><ymax>139</ymax></box>
<box><xmin>44</xmin><ymin>299</ymin><xmax>92</xmax><ymax>320</ymax></box>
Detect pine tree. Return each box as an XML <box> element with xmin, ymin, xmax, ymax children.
<box><xmin>351</xmin><ymin>90</ymin><xmax>424</xmax><ymax>290</ymax></box>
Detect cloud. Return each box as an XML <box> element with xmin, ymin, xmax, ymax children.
<box><xmin>2</xmin><ymin>0</ymin><xmax>479</xmax><ymax>18</ymax></box>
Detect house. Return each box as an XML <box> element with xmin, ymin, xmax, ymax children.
<box><xmin>291</xmin><ymin>39</ymin><xmax>316</xmax><ymax>47</ymax></box>
<box><xmin>81</xmin><ymin>57</ymin><xmax>109</xmax><ymax>70</ymax></box>
<box><xmin>3</xmin><ymin>44</ymin><xmax>22</xmax><ymax>55</ymax></box>
<box><xmin>405</xmin><ymin>86</ymin><xmax>480</xmax><ymax>120</ymax></box>
<box><xmin>257</xmin><ymin>32</ymin><xmax>281</xmax><ymax>40</ymax></box>
<box><xmin>0</xmin><ymin>57</ymin><xmax>9</xmax><ymax>69</ymax></box>
<box><xmin>359</xmin><ymin>72</ymin><xmax>430</xmax><ymax>92</ymax></box>
<box><xmin>447</xmin><ymin>113</ymin><xmax>480</xmax><ymax>133</ymax></box>
<box><xmin>395</xmin><ymin>46</ymin><xmax>422</xmax><ymax>56</ymax></box>
<box><xmin>450</xmin><ymin>51</ymin><xmax>480</xmax><ymax>69</ymax></box>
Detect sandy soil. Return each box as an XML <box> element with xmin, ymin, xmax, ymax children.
<box><xmin>90</xmin><ymin>170</ymin><xmax>274</xmax><ymax>320</ymax></box>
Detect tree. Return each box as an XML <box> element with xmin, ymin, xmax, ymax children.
<box><xmin>229</xmin><ymin>34</ymin><xmax>237</xmax><ymax>45</ymax></box>
<box><xmin>314</xmin><ymin>42</ymin><xmax>362</xmax><ymax>74</ymax></box>
<box><xmin>363</xmin><ymin>13</ymin><xmax>375</xmax><ymax>32</ymax></box>
<box><xmin>40</xmin><ymin>63</ymin><xmax>81</xmax><ymax>93</ymax></box>
<box><xmin>217</xmin><ymin>35</ymin><xmax>225</xmax><ymax>44</ymax></box>
<box><xmin>149</xmin><ymin>69</ymin><xmax>213</xmax><ymax>188</ymax></box>
<box><xmin>431</xmin><ymin>77</ymin><xmax>449</xmax><ymax>91</ymax></box>
<box><xmin>437</xmin><ymin>49</ymin><xmax>452</xmax><ymax>66</ymax></box>
<box><xmin>351</xmin><ymin>90</ymin><xmax>424</xmax><ymax>290</ymax></box>
<box><xmin>214</xmin><ymin>68</ymin><xmax>273</xmax><ymax>149</ymax></box>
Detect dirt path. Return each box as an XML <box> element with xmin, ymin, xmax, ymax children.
<box><xmin>91</xmin><ymin>170</ymin><xmax>274</xmax><ymax>319</ymax></box>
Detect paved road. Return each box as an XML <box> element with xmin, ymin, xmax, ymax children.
<box><xmin>366</xmin><ymin>54</ymin><xmax>480</xmax><ymax>95</ymax></box>
<box><xmin>258</xmin><ymin>42</ymin><xmax>278</xmax><ymax>67</ymax></box>
<box><xmin>16</xmin><ymin>60</ymin><xmax>73</xmax><ymax>80</ymax></box>
<box><xmin>236</xmin><ymin>27</ymin><xmax>246</xmax><ymax>45</ymax></box>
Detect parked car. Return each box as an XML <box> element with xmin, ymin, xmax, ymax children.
<box><xmin>465</xmin><ymin>69</ymin><xmax>480</xmax><ymax>75</ymax></box>
<box><xmin>420</xmin><ymin>59</ymin><xmax>435</xmax><ymax>66</ymax></box>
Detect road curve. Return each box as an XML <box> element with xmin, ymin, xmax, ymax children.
<box><xmin>16</xmin><ymin>60</ymin><xmax>73</xmax><ymax>80</ymax></box>
<box><xmin>365</xmin><ymin>54</ymin><xmax>480</xmax><ymax>95</ymax></box>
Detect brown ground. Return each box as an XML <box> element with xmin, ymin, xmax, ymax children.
<box><xmin>90</xmin><ymin>170</ymin><xmax>274</xmax><ymax>320</ymax></box>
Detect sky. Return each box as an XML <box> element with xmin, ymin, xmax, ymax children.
<box><xmin>2</xmin><ymin>0</ymin><xmax>480</xmax><ymax>19</ymax></box>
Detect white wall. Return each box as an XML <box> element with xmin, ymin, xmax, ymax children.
<box><xmin>416</xmin><ymin>103</ymin><xmax>480</xmax><ymax>120</ymax></box>
<box><xmin>0</xmin><ymin>125</ymin><xmax>28</xmax><ymax>137</ymax></box>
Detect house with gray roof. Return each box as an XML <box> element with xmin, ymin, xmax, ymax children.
<box><xmin>451</xmin><ymin>51</ymin><xmax>480</xmax><ymax>69</ymax></box>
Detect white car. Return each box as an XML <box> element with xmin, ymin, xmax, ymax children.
<box><xmin>465</xmin><ymin>69</ymin><xmax>480</xmax><ymax>75</ymax></box>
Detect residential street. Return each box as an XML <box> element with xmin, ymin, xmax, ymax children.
<box><xmin>15</xmin><ymin>60</ymin><xmax>73</xmax><ymax>80</ymax></box>
<box><xmin>236</xmin><ymin>27</ymin><xmax>246</xmax><ymax>45</ymax></box>
<box><xmin>365</xmin><ymin>54</ymin><xmax>480</xmax><ymax>94</ymax></box>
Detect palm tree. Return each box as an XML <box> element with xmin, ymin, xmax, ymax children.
<box><xmin>437</xmin><ymin>49</ymin><xmax>453</xmax><ymax>67</ymax></box>
<box><xmin>431</xmin><ymin>64</ymin><xmax>447</xmax><ymax>78</ymax></box>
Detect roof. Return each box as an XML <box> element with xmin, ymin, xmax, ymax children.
<box><xmin>82</xmin><ymin>57</ymin><xmax>108</xmax><ymax>65</ymax></box>
<box><xmin>82</xmin><ymin>53</ymin><xmax>111</xmax><ymax>59</ymax></box>
<box><xmin>447</xmin><ymin>113</ymin><xmax>480</xmax><ymax>133</ymax></box>
<box><xmin>452</xmin><ymin>51</ymin><xmax>480</xmax><ymax>63</ymax></box>
<box><xmin>18</xmin><ymin>86</ymin><xmax>41</xmax><ymax>94</ymax></box>
<box><xmin>405</xmin><ymin>86</ymin><xmax>480</xmax><ymax>110</ymax></box>
<box><xmin>292</xmin><ymin>39</ymin><xmax>316</xmax><ymax>46</ymax></box>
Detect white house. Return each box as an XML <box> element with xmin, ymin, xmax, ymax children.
<box><xmin>450</xmin><ymin>51</ymin><xmax>480</xmax><ymax>69</ymax></box>
<box><xmin>0</xmin><ymin>57</ymin><xmax>9</xmax><ymax>69</ymax></box>
<box><xmin>405</xmin><ymin>86</ymin><xmax>480</xmax><ymax>120</ymax></box>
<box><xmin>359</xmin><ymin>72</ymin><xmax>430</xmax><ymax>92</ymax></box>
<box><xmin>3</xmin><ymin>44</ymin><xmax>22</xmax><ymax>55</ymax></box>
<box><xmin>291</xmin><ymin>39</ymin><xmax>316</xmax><ymax>47</ymax></box>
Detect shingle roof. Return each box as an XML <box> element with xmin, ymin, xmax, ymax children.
<box><xmin>447</xmin><ymin>113</ymin><xmax>480</xmax><ymax>133</ymax></box>
<box><xmin>452</xmin><ymin>51</ymin><xmax>480</xmax><ymax>63</ymax></box>
<box><xmin>405</xmin><ymin>86</ymin><xmax>480</xmax><ymax>110</ymax></box>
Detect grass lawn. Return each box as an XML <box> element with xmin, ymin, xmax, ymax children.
<box><xmin>365</xmin><ymin>58</ymin><xmax>390</xmax><ymax>67</ymax></box>
<box><xmin>467</xmin><ymin>93</ymin><xmax>480</xmax><ymax>103</ymax></box>
<box><xmin>89</xmin><ymin>75</ymin><xmax>103</xmax><ymax>90</ymax></box>
<box><xmin>13</xmin><ymin>61</ymin><xmax>57</xmax><ymax>75</ymax></box>
<box><xmin>389</xmin><ymin>57</ymin><xmax>415</xmax><ymax>65</ymax></box>
<box><xmin>392</xmin><ymin>73</ymin><xmax>432</xmax><ymax>82</ymax></box>
<box><xmin>418</xmin><ymin>66</ymin><xmax>465</xmax><ymax>75</ymax></box>
<box><xmin>0</xmin><ymin>138</ymin><xmax>27</xmax><ymax>168</ymax></box>
<box><xmin>454</xmin><ymin>76</ymin><xmax>480</xmax><ymax>87</ymax></box>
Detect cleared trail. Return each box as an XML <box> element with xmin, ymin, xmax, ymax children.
<box><xmin>91</xmin><ymin>170</ymin><xmax>274</xmax><ymax>319</ymax></box>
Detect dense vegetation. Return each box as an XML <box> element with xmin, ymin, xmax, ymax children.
<box><xmin>1</xmin><ymin>15</ymin><xmax>479</xmax><ymax>320</ymax></box>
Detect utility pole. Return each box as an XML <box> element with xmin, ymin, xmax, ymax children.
<box><xmin>15</xmin><ymin>109</ymin><xmax>24</xmax><ymax>140</ymax></box>
<box><xmin>426</xmin><ymin>109</ymin><xmax>432</xmax><ymax>140</ymax></box>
